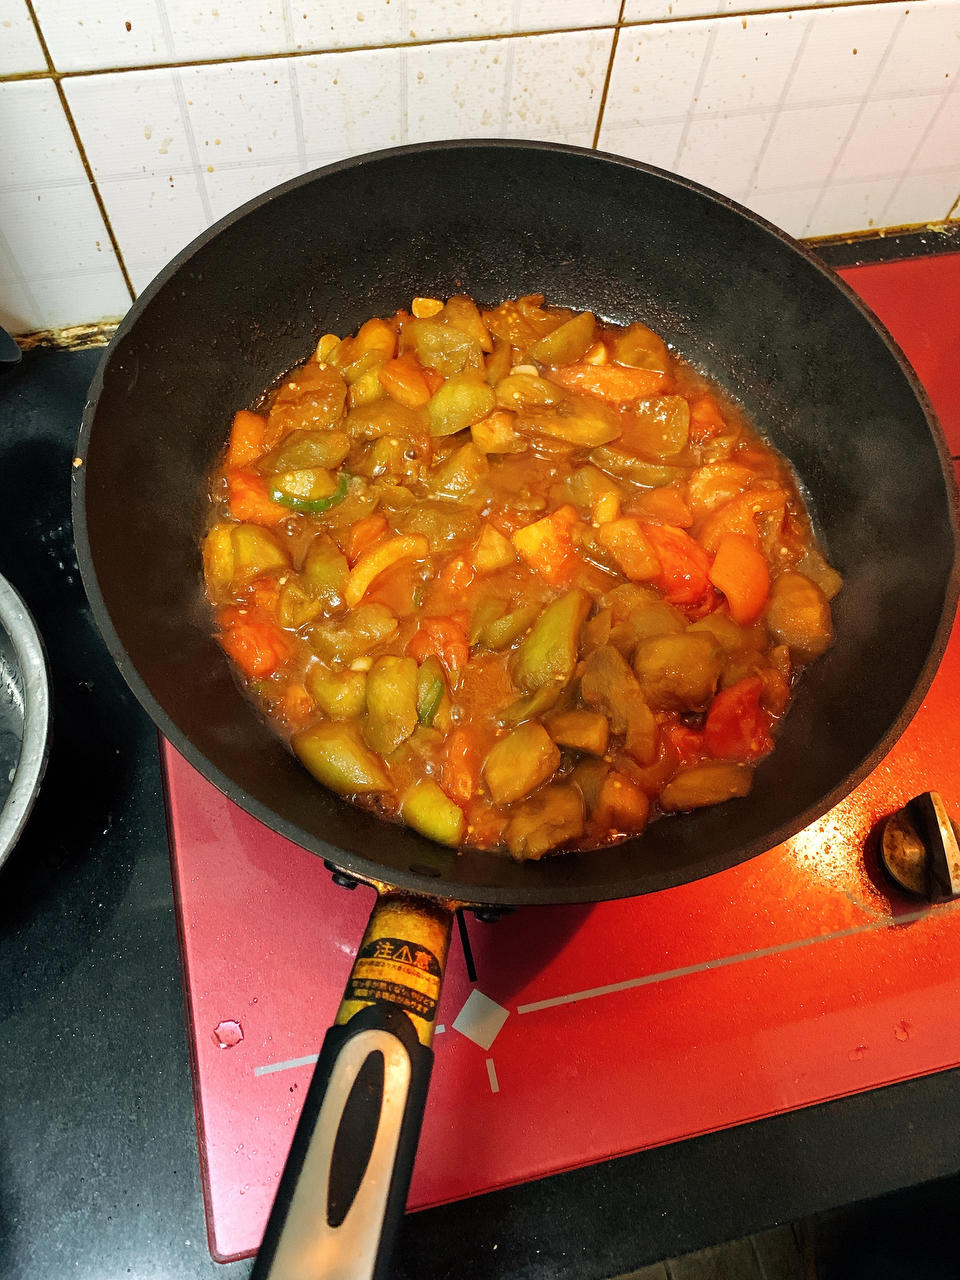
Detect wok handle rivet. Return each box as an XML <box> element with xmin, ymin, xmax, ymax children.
<box><xmin>881</xmin><ymin>791</ymin><xmax>960</xmax><ymax>901</ymax></box>
<box><xmin>472</xmin><ymin>906</ymin><xmax>515</xmax><ymax>924</ymax></box>
<box><xmin>324</xmin><ymin>861</ymin><xmax>360</xmax><ymax>891</ymax></box>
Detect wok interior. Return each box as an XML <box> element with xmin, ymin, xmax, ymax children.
<box><xmin>78</xmin><ymin>142</ymin><xmax>958</xmax><ymax>905</ymax></box>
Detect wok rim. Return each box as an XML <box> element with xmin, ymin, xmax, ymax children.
<box><xmin>72</xmin><ymin>137</ymin><xmax>960</xmax><ymax>907</ymax></box>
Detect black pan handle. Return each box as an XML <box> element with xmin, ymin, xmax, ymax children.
<box><xmin>251</xmin><ymin>891</ymin><xmax>454</xmax><ymax>1280</ymax></box>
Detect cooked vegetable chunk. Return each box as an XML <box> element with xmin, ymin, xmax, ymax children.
<box><xmin>229</xmin><ymin>524</ymin><xmax>290</xmax><ymax>579</ymax></box>
<box><xmin>363</xmin><ymin>655</ymin><xmax>419</xmax><ymax>755</ymax></box>
<box><xmin>529</xmin><ymin>311</ymin><xmax>596</xmax><ymax>365</ymax></box>
<box><xmin>506</xmin><ymin>785</ymin><xmax>585</xmax><ymax>859</ymax></box>
<box><xmin>483</xmin><ymin>722</ymin><xmax>561</xmax><ymax>805</ymax></box>
<box><xmin>432</xmin><ymin>442</ymin><xmax>489</xmax><ymax>499</ymax></box>
<box><xmin>611</xmin><ymin>322</ymin><xmax>670</xmax><ymax>372</ymax></box>
<box><xmin>345</xmin><ymin>534</ymin><xmax>430</xmax><ymax>608</ymax></box>
<box><xmin>440</xmin><ymin>295</ymin><xmax>493</xmax><ymax>352</ymax></box>
<box><xmin>545</xmin><ymin>710</ymin><xmax>610</xmax><ymax>756</ymax></box>
<box><xmin>428</xmin><ymin>374</ymin><xmax>496</xmax><ymax>437</ymax></box>
<box><xmin>703</xmin><ymin>676</ymin><xmax>773</xmax><ymax>761</ymax></box>
<box><xmin>303</xmin><ymin>536</ymin><xmax>349</xmax><ymax>608</ymax></box>
<box><xmin>660</xmin><ymin>761</ymin><xmax>753</xmax><ymax>810</ymax></box>
<box><xmin>473</xmin><ymin>523</ymin><xmax>517</xmax><ymax>573</ymax></box>
<box><xmin>306</xmin><ymin>666</ymin><xmax>368</xmax><ymax>719</ymax></box>
<box><xmin>550</xmin><ymin>363</ymin><xmax>666</xmax><ymax>402</ymax></box>
<box><xmin>521</xmin><ymin>399</ymin><xmax>621</xmax><ymax>447</ymax></box>
<box><xmin>595</xmin><ymin>519</ymin><xmax>659</xmax><ymax>582</ymax></box>
<box><xmin>513</xmin><ymin>590</ymin><xmax>590</xmax><ymax>691</ymax></box>
<box><xmin>308</xmin><ymin>603</ymin><xmax>398</xmax><ymax>665</ymax></box>
<box><xmin>258</xmin><ymin>429</ymin><xmax>351</xmax><ymax>474</ymax></box>
<box><xmin>765</xmin><ymin>571</ymin><xmax>834</xmax><ymax>661</ymax></box>
<box><xmin>633</xmin><ymin>632</ymin><xmax>722</xmax><ymax>711</ymax></box>
<box><xmin>595</xmin><ymin>772</ymin><xmax>650</xmax><ymax>831</ymax></box>
<box><xmin>472</xmin><ymin>411</ymin><xmax>525</xmax><ymax>454</ymax></box>
<box><xmin>293</xmin><ymin>722</ymin><xmax>391</xmax><ymax>794</ymax></box>
<box><xmin>404</xmin><ymin>318</ymin><xmax>482</xmax><ymax>376</ymax></box>
<box><xmin>579</xmin><ymin>644</ymin><xmax>658</xmax><ymax>765</ymax></box>
<box><xmin>400</xmin><ymin>779</ymin><xmax>465</xmax><ymax>846</ymax></box>
<box><xmin>708</xmin><ymin>532</ymin><xmax>770</xmax><ymax>625</ymax></box>
<box><xmin>476</xmin><ymin>600</ymin><xmax>541</xmax><ymax>651</ymax></box>
<box><xmin>416</xmin><ymin>656</ymin><xmax>448</xmax><ymax>727</ymax></box>
<box><xmin>624</xmin><ymin>395</ymin><xmax>690</xmax><ymax>458</ymax></box>
<box><xmin>512</xmin><ymin>508</ymin><xmax>579</xmax><ymax>584</ymax></box>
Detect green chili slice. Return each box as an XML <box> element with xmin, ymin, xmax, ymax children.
<box><xmin>270</xmin><ymin>469</ymin><xmax>350</xmax><ymax>514</ymax></box>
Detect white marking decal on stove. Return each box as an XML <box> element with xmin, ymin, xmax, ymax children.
<box><xmin>486</xmin><ymin>1058</ymin><xmax>500</xmax><ymax>1094</ymax></box>
<box><xmin>516</xmin><ymin>903</ymin><xmax>958</xmax><ymax>1015</ymax></box>
<box><xmin>452</xmin><ymin>990</ymin><xmax>509</xmax><ymax>1050</ymax></box>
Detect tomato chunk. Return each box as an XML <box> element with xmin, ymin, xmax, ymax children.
<box><xmin>217</xmin><ymin>610</ymin><xmax>290</xmax><ymax>678</ymax></box>
<box><xmin>703</xmin><ymin>677</ymin><xmax>773</xmax><ymax>762</ymax></box>
<box><xmin>407</xmin><ymin>613</ymin><xmax>470</xmax><ymax>673</ymax></box>
<box><xmin>226</xmin><ymin>469</ymin><xmax>288</xmax><ymax>526</ymax></box>
<box><xmin>442</xmin><ymin>727</ymin><xmax>480</xmax><ymax>803</ymax></box>
<box><xmin>226</xmin><ymin>409</ymin><xmax>269</xmax><ymax>468</ymax></box>
<box><xmin>708</xmin><ymin>532</ymin><xmax>770</xmax><ymax>625</ymax></box>
<box><xmin>548</xmin><ymin>363</ymin><xmax>666</xmax><ymax>402</ymax></box>
<box><xmin>641</xmin><ymin>522</ymin><xmax>718</xmax><ymax>617</ymax></box>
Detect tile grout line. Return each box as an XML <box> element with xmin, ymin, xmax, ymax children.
<box><xmin>281</xmin><ymin>0</ymin><xmax>308</xmax><ymax>174</ymax></box>
<box><xmin>152</xmin><ymin>1</ymin><xmax>217</xmax><ymax>234</ymax></box>
<box><xmin>877</xmin><ymin>54</ymin><xmax>960</xmax><ymax>228</ymax></box>
<box><xmin>21</xmin><ymin>0</ymin><xmax>137</xmax><ymax>303</ymax></box>
<box><xmin>171</xmin><ymin>70</ymin><xmax>215</xmax><ymax>228</ymax></box>
<box><xmin>802</xmin><ymin>5</ymin><xmax>911</xmax><ymax>236</ymax></box>
<box><xmin>0</xmin><ymin>223</ymin><xmax>43</xmax><ymax>322</ymax></box>
<box><xmin>1</xmin><ymin>23</ymin><xmax>618</xmax><ymax>82</ymax></box>
<box><xmin>0</xmin><ymin>0</ymin><xmax>912</xmax><ymax>85</ymax></box>
<box><xmin>671</xmin><ymin>20</ymin><xmax>721</xmax><ymax>173</ymax></box>
<box><xmin>591</xmin><ymin>0</ymin><xmax>627</xmax><ymax>150</ymax></box>
<box><xmin>738</xmin><ymin>12</ymin><xmax>816</xmax><ymax>204</ymax></box>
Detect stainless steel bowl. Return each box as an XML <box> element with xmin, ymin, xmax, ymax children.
<box><xmin>0</xmin><ymin>574</ymin><xmax>50</xmax><ymax>865</ymax></box>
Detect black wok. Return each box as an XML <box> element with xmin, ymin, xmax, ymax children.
<box><xmin>73</xmin><ymin>141</ymin><xmax>959</xmax><ymax>1278</ymax></box>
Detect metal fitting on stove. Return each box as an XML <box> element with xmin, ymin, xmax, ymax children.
<box><xmin>881</xmin><ymin>791</ymin><xmax>960</xmax><ymax>901</ymax></box>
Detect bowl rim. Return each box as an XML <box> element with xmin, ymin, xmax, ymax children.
<box><xmin>0</xmin><ymin>573</ymin><xmax>51</xmax><ymax>867</ymax></box>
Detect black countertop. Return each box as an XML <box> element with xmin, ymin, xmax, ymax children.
<box><xmin>2</xmin><ymin>307</ymin><xmax>959</xmax><ymax>1279</ymax></box>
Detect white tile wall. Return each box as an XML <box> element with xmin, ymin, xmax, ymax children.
<box><xmin>32</xmin><ymin>0</ymin><xmax>621</xmax><ymax>72</ymax></box>
<box><xmin>65</xmin><ymin>30</ymin><xmax>612</xmax><ymax>293</ymax></box>
<box><xmin>1</xmin><ymin>0</ymin><xmax>958</xmax><ymax>333</ymax></box>
<box><xmin>0</xmin><ymin>0</ymin><xmax>44</xmax><ymax>75</ymax></box>
<box><xmin>624</xmin><ymin>0</ymin><xmax>864</xmax><ymax>17</ymax></box>
<box><xmin>0</xmin><ymin>80</ymin><xmax>131</xmax><ymax>333</ymax></box>
<box><xmin>599</xmin><ymin>1</ymin><xmax>960</xmax><ymax>239</ymax></box>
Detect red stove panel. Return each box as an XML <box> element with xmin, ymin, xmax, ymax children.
<box><xmin>163</xmin><ymin>254</ymin><xmax>960</xmax><ymax>1263</ymax></box>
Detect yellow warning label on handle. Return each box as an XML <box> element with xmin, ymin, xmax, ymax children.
<box><xmin>336</xmin><ymin>893</ymin><xmax>455</xmax><ymax>1044</ymax></box>
<box><xmin>347</xmin><ymin>938</ymin><xmax>442</xmax><ymax>1021</ymax></box>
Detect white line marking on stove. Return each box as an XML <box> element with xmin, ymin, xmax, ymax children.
<box><xmin>254</xmin><ymin>1053</ymin><xmax>319</xmax><ymax>1077</ymax></box>
<box><xmin>516</xmin><ymin>903</ymin><xmax>956</xmax><ymax>1014</ymax></box>
<box><xmin>486</xmin><ymin>1058</ymin><xmax>500</xmax><ymax>1094</ymax></box>
<box><xmin>254</xmin><ymin>1027</ymin><xmax>447</xmax><ymax>1076</ymax></box>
